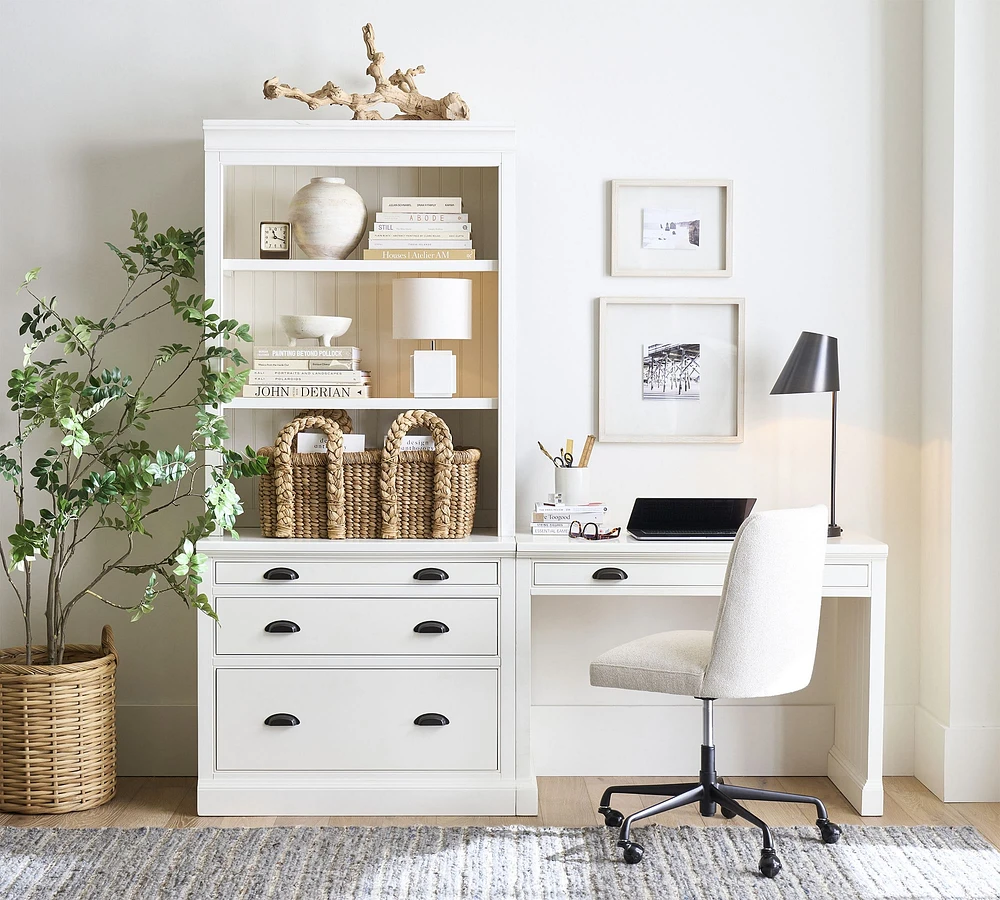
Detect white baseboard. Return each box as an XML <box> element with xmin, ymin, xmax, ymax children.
<box><xmin>914</xmin><ymin>705</ymin><xmax>1000</xmax><ymax>801</ymax></box>
<box><xmin>531</xmin><ymin>704</ymin><xmax>835</xmax><ymax>776</ymax></box>
<box><xmin>117</xmin><ymin>705</ymin><xmax>197</xmax><ymax>776</ymax></box>
<box><xmin>914</xmin><ymin>705</ymin><xmax>946</xmax><ymax>798</ymax></box>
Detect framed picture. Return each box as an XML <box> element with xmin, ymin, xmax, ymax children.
<box><xmin>599</xmin><ymin>297</ymin><xmax>744</xmax><ymax>443</ymax></box>
<box><xmin>611</xmin><ymin>179</ymin><xmax>733</xmax><ymax>277</ymax></box>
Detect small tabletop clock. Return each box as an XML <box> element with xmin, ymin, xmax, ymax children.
<box><xmin>260</xmin><ymin>222</ymin><xmax>291</xmax><ymax>260</ymax></box>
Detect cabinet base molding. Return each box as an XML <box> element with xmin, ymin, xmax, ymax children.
<box><xmin>197</xmin><ymin>781</ymin><xmax>519</xmax><ymax>816</ymax></box>
<box><xmin>828</xmin><ymin>746</ymin><xmax>883</xmax><ymax>816</ymax></box>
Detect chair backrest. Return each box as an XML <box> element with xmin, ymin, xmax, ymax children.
<box><xmin>701</xmin><ymin>506</ymin><xmax>828</xmax><ymax>699</ymax></box>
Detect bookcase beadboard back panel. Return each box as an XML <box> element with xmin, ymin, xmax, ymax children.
<box><xmin>220</xmin><ymin>161</ymin><xmax>503</xmax><ymax>533</ymax></box>
<box><xmin>224</xmin><ymin>166</ymin><xmax>499</xmax><ymax>260</ymax></box>
<box><xmin>224</xmin><ymin>165</ymin><xmax>500</xmax><ymax>399</ymax></box>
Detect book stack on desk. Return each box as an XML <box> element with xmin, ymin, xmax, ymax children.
<box><xmin>530</xmin><ymin>502</ymin><xmax>609</xmax><ymax>535</ymax></box>
<box><xmin>242</xmin><ymin>345</ymin><xmax>371</xmax><ymax>400</ymax></box>
<box><xmin>363</xmin><ymin>197</ymin><xmax>475</xmax><ymax>261</ymax></box>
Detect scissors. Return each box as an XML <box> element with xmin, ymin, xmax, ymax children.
<box><xmin>553</xmin><ymin>449</ymin><xmax>574</xmax><ymax>468</ymax></box>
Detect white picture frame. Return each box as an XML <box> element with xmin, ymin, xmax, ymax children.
<box><xmin>611</xmin><ymin>179</ymin><xmax>733</xmax><ymax>277</ymax></box>
<box><xmin>598</xmin><ymin>297</ymin><xmax>745</xmax><ymax>443</ymax></box>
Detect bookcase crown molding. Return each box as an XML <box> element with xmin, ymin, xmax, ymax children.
<box><xmin>204</xmin><ymin>120</ymin><xmax>516</xmax><ymax>154</ymax></box>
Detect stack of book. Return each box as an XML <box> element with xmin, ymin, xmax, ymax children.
<box><xmin>363</xmin><ymin>197</ymin><xmax>474</xmax><ymax>262</ymax></box>
<box><xmin>530</xmin><ymin>502</ymin><xmax>609</xmax><ymax>536</ymax></box>
<box><xmin>242</xmin><ymin>345</ymin><xmax>371</xmax><ymax>400</ymax></box>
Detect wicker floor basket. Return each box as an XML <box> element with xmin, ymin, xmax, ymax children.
<box><xmin>259</xmin><ymin>409</ymin><xmax>479</xmax><ymax>539</ymax></box>
<box><xmin>0</xmin><ymin>625</ymin><xmax>117</xmax><ymax>815</ymax></box>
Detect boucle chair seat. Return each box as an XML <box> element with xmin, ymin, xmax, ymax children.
<box><xmin>590</xmin><ymin>630</ymin><xmax>713</xmax><ymax>697</ymax></box>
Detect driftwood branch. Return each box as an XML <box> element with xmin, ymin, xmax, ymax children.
<box><xmin>263</xmin><ymin>23</ymin><xmax>470</xmax><ymax>121</ymax></box>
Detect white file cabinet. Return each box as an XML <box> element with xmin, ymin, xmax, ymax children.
<box><xmin>197</xmin><ymin>537</ymin><xmax>518</xmax><ymax>816</ymax></box>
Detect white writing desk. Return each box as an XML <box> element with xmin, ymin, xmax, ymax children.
<box><xmin>514</xmin><ymin>531</ymin><xmax>888</xmax><ymax>816</ymax></box>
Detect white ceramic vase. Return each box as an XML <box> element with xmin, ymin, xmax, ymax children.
<box><xmin>288</xmin><ymin>177</ymin><xmax>367</xmax><ymax>259</ymax></box>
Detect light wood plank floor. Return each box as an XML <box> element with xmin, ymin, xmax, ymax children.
<box><xmin>1</xmin><ymin>777</ymin><xmax>998</xmax><ymax>850</ymax></box>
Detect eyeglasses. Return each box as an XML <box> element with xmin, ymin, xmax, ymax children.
<box><xmin>568</xmin><ymin>521</ymin><xmax>621</xmax><ymax>541</ymax></box>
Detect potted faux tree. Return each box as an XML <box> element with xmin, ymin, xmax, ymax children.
<box><xmin>0</xmin><ymin>211</ymin><xmax>265</xmax><ymax>813</ymax></box>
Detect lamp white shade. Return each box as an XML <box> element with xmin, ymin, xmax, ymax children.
<box><xmin>392</xmin><ymin>278</ymin><xmax>473</xmax><ymax>341</ymax></box>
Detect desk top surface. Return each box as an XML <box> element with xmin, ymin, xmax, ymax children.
<box><xmin>515</xmin><ymin>529</ymin><xmax>888</xmax><ymax>560</ymax></box>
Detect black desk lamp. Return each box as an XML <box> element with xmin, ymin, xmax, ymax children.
<box><xmin>770</xmin><ymin>332</ymin><xmax>842</xmax><ymax>537</ymax></box>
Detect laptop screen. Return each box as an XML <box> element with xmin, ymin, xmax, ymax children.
<box><xmin>627</xmin><ymin>498</ymin><xmax>756</xmax><ymax>533</ymax></box>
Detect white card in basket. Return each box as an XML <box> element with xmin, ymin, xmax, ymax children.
<box><xmin>297</xmin><ymin>431</ymin><xmax>366</xmax><ymax>454</ymax></box>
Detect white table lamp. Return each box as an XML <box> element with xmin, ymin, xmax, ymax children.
<box><xmin>392</xmin><ymin>278</ymin><xmax>473</xmax><ymax>398</ymax></box>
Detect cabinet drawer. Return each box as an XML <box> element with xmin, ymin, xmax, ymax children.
<box><xmin>215</xmin><ymin>668</ymin><xmax>498</xmax><ymax>772</ymax></box>
<box><xmin>534</xmin><ymin>561</ymin><xmax>728</xmax><ymax>587</ymax></box>
<box><xmin>215</xmin><ymin>596</ymin><xmax>498</xmax><ymax>656</ymax></box>
<box><xmin>215</xmin><ymin>560</ymin><xmax>498</xmax><ymax>587</ymax></box>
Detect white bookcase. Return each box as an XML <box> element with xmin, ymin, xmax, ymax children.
<box><xmin>197</xmin><ymin>121</ymin><xmax>520</xmax><ymax>816</ymax></box>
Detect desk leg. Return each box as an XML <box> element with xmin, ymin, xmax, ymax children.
<box><xmin>514</xmin><ymin>558</ymin><xmax>538</xmax><ymax>815</ymax></box>
<box><xmin>827</xmin><ymin>558</ymin><xmax>887</xmax><ymax>816</ymax></box>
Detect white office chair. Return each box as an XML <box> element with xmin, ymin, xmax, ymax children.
<box><xmin>589</xmin><ymin>505</ymin><xmax>841</xmax><ymax>878</ymax></box>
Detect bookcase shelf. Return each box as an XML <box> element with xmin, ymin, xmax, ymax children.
<box><xmin>223</xmin><ymin>258</ymin><xmax>498</xmax><ymax>273</ymax></box>
<box><xmin>225</xmin><ymin>396</ymin><xmax>499</xmax><ymax>411</ymax></box>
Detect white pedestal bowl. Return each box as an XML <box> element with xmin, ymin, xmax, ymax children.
<box><xmin>280</xmin><ymin>315</ymin><xmax>353</xmax><ymax>347</ymax></box>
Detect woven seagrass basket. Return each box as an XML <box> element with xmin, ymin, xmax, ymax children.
<box><xmin>380</xmin><ymin>409</ymin><xmax>480</xmax><ymax>539</ymax></box>
<box><xmin>258</xmin><ymin>410</ymin><xmax>382</xmax><ymax>539</ymax></box>
<box><xmin>0</xmin><ymin>625</ymin><xmax>117</xmax><ymax>814</ymax></box>
<box><xmin>258</xmin><ymin>409</ymin><xmax>479</xmax><ymax>539</ymax></box>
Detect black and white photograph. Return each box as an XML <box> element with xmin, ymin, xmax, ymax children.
<box><xmin>642</xmin><ymin>342</ymin><xmax>701</xmax><ymax>400</ymax></box>
<box><xmin>642</xmin><ymin>208</ymin><xmax>701</xmax><ymax>250</ymax></box>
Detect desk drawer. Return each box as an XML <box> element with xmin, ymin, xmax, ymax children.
<box><xmin>215</xmin><ymin>560</ymin><xmax>498</xmax><ymax>587</ymax></box>
<box><xmin>534</xmin><ymin>561</ymin><xmax>728</xmax><ymax>588</ymax></box>
<box><xmin>216</xmin><ymin>668</ymin><xmax>498</xmax><ymax>771</ymax></box>
<box><xmin>822</xmin><ymin>564</ymin><xmax>869</xmax><ymax>589</ymax></box>
<box><xmin>215</xmin><ymin>596</ymin><xmax>498</xmax><ymax>656</ymax></box>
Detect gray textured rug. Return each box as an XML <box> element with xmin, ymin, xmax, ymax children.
<box><xmin>2</xmin><ymin>824</ymin><xmax>999</xmax><ymax>899</ymax></box>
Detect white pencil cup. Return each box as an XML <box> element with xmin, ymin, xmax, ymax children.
<box><xmin>554</xmin><ymin>467</ymin><xmax>591</xmax><ymax>506</ymax></box>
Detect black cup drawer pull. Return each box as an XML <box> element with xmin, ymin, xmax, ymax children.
<box><xmin>264</xmin><ymin>713</ymin><xmax>300</xmax><ymax>727</ymax></box>
<box><xmin>593</xmin><ymin>567</ymin><xmax>628</xmax><ymax>581</ymax></box>
<box><xmin>264</xmin><ymin>620</ymin><xmax>301</xmax><ymax>634</ymax></box>
<box><xmin>413</xmin><ymin>713</ymin><xmax>450</xmax><ymax>727</ymax></box>
<box><xmin>414</xmin><ymin>620</ymin><xmax>450</xmax><ymax>634</ymax></box>
<box><xmin>263</xmin><ymin>567</ymin><xmax>299</xmax><ymax>581</ymax></box>
<box><xmin>413</xmin><ymin>567</ymin><xmax>449</xmax><ymax>581</ymax></box>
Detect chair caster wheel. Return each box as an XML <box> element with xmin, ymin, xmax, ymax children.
<box><xmin>716</xmin><ymin>779</ymin><xmax>738</xmax><ymax>818</ymax></box>
<box><xmin>599</xmin><ymin>807</ymin><xmax>624</xmax><ymax>828</ymax></box>
<box><xmin>817</xmin><ymin>818</ymin><xmax>842</xmax><ymax>844</ymax></box>
<box><xmin>759</xmin><ymin>849</ymin><xmax>782</xmax><ymax>878</ymax></box>
<box><xmin>699</xmin><ymin>800</ymin><xmax>718</xmax><ymax>817</ymax></box>
<box><xmin>620</xmin><ymin>841</ymin><xmax>644</xmax><ymax>864</ymax></box>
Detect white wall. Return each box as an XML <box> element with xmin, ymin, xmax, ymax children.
<box><xmin>0</xmin><ymin>1</ymin><xmax>923</xmax><ymax>776</ymax></box>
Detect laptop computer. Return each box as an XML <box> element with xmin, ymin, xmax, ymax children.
<box><xmin>627</xmin><ymin>498</ymin><xmax>756</xmax><ymax>541</ymax></box>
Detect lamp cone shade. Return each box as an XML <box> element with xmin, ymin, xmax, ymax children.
<box><xmin>770</xmin><ymin>332</ymin><xmax>840</xmax><ymax>394</ymax></box>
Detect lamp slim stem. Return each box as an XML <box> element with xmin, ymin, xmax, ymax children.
<box><xmin>829</xmin><ymin>391</ymin><xmax>842</xmax><ymax>537</ymax></box>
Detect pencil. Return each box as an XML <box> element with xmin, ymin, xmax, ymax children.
<box><xmin>537</xmin><ymin>441</ymin><xmax>555</xmax><ymax>462</ymax></box>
